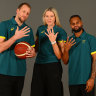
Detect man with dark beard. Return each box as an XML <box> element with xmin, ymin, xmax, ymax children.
<box><xmin>62</xmin><ymin>15</ymin><xmax>96</xmax><ymax>96</ymax></box>
<box><xmin>0</xmin><ymin>2</ymin><xmax>35</xmax><ymax>96</ymax></box>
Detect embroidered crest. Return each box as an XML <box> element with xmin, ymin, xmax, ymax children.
<box><xmin>41</xmin><ymin>30</ymin><xmax>45</xmax><ymax>33</ymax></box>
<box><xmin>11</xmin><ymin>27</ymin><xmax>14</xmax><ymax>31</ymax></box>
<box><xmin>82</xmin><ymin>40</ymin><xmax>86</xmax><ymax>43</ymax></box>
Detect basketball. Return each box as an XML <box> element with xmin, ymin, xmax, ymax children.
<box><xmin>14</xmin><ymin>41</ymin><xmax>31</xmax><ymax>59</ymax></box>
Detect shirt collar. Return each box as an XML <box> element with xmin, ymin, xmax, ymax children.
<box><xmin>11</xmin><ymin>16</ymin><xmax>17</xmax><ymax>25</ymax></box>
<box><xmin>45</xmin><ymin>24</ymin><xmax>57</xmax><ymax>30</ymax></box>
<box><xmin>73</xmin><ymin>30</ymin><xmax>86</xmax><ymax>39</ymax></box>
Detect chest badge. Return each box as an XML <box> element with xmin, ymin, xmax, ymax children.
<box><xmin>41</xmin><ymin>30</ymin><xmax>45</xmax><ymax>33</ymax></box>
<box><xmin>82</xmin><ymin>40</ymin><xmax>86</xmax><ymax>44</ymax></box>
<box><xmin>11</xmin><ymin>27</ymin><xmax>14</xmax><ymax>31</ymax></box>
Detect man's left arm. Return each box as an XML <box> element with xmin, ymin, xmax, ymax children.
<box><xmin>26</xmin><ymin>46</ymin><xmax>36</xmax><ymax>58</ymax></box>
<box><xmin>86</xmin><ymin>53</ymin><xmax>96</xmax><ymax>92</ymax></box>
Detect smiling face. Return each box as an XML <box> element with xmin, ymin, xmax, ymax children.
<box><xmin>16</xmin><ymin>5</ymin><xmax>31</xmax><ymax>23</ymax></box>
<box><xmin>70</xmin><ymin>17</ymin><xmax>83</xmax><ymax>33</ymax></box>
<box><xmin>44</xmin><ymin>11</ymin><xmax>56</xmax><ymax>26</ymax></box>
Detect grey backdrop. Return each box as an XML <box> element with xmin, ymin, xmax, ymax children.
<box><xmin>0</xmin><ymin>0</ymin><xmax>96</xmax><ymax>96</ymax></box>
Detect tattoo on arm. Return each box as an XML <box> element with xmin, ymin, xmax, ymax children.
<box><xmin>90</xmin><ymin>59</ymin><xmax>96</xmax><ymax>79</ymax></box>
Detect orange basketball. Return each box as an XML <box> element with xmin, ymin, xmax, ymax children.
<box><xmin>14</xmin><ymin>41</ymin><xmax>31</xmax><ymax>59</ymax></box>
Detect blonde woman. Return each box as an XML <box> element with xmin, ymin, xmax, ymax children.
<box><xmin>31</xmin><ymin>7</ymin><xmax>67</xmax><ymax>96</ymax></box>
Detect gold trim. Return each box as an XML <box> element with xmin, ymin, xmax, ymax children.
<box><xmin>58</xmin><ymin>40</ymin><xmax>66</xmax><ymax>43</ymax></box>
<box><xmin>31</xmin><ymin>45</ymin><xmax>35</xmax><ymax>47</ymax></box>
<box><xmin>0</xmin><ymin>36</ymin><xmax>6</xmax><ymax>39</ymax></box>
<box><xmin>91</xmin><ymin>51</ymin><xmax>96</xmax><ymax>55</ymax></box>
<box><xmin>58</xmin><ymin>40</ymin><xmax>63</xmax><ymax>43</ymax></box>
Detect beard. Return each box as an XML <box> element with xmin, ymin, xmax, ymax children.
<box><xmin>72</xmin><ymin>26</ymin><xmax>83</xmax><ymax>33</ymax></box>
<box><xmin>18</xmin><ymin>17</ymin><xmax>25</xmax><ymax>23</ymax></box>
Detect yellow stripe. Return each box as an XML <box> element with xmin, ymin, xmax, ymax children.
<box><xmin>58</xmin><ymin>40</ymin><xmax>66</xmax><ymax>43</ymax></box>
<box><xmin>58</xmin><ymin>40</ymin><xmax>63</xmax><ymax>43</ymax></box>
<box><xmin>91</xmin><ymin>51</ymin><xmax>96</xmax><ymax>55</ymax></box>
<box><xmin>0</xmin><ymin>36</ymin><xmax>6</xmax><ymax>39</ymax></box>
<box><xmin>31</xmin><ymin>45</ymin><xmax>35</xmax><ymax>47</ymax></box>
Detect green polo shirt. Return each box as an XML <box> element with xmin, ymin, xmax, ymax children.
<box><xmin>69</xmin><ymin>30</ymin><xmax>96</xmax><ymax>85</ymax></box>
<box><xmin>35</xmin><ymin>25</ymin><xmax>67</xmax><ymax>64</ymax></box>
<box><xmin>0</xmin><ymin>16</ymin><xmax>35</xmax><ymax>76</ymax></box>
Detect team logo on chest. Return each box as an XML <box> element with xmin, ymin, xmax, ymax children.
<box><xmin>41</xmin><ymin>30</ymin><xmax>45</xmax><ymax>33</ymax></box>
<box><xmin>82</xmin><ymin>40</ymin><xmax>86</xmax><ymax>44</ymax></box>
<box><xmin>11</xmin><ymin>27</ymin><xmax>14</xmax><ymax>31</ymax></box>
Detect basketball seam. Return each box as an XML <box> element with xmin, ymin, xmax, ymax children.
<box><xmin>15</xmin><ymin>42</ymin><xmax>31</xmax><ymax>57</ymax></box>
<box><xmin>16</xmin><ymin>42</ymin><xmax>31</xmax><ymax>49</ymax></box>
<box><xmin>15</xmin><ymin>53</ymin><xmax>26</xmax><ymax>56</ymax></box>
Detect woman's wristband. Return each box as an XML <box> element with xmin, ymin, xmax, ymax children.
<box><xmin>51</xmin><ymin>41</ymin><xmax>56</xmax><ymax>45</ymax></box>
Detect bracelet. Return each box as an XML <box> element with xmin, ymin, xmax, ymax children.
<box><xmin>51</xmin><ymin>41</ymin><xmax>56</xmax><ymax>45</ymax></box>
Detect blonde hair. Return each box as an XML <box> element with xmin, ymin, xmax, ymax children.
<box><xmin>42</xmin><ymin>7</ymin><xmax>62</xmax><ymax>27</ymax></box>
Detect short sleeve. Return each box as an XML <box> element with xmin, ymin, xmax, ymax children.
<box><xmin>0</xmin><ymin>22</ymin><xmax>7</xmax><ymax>39</ymax></box>
<box><xmin>89</xmin><ymin>36</ymin><xmax>96</xmax><ymax>55</ymax></box>
<box><xmin>57</xmin><ymin>29</ymin><xmax>67</xmax><ymax>43</ymax></box>
<box><xmin>29</xmin><ymin>28</ymin><xmax>35</xmax><ymax>47</ymax></box>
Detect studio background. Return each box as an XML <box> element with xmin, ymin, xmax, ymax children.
<box><xmin>0</xmin><ymin>0</ymin><xmax>96</xmax><ymax>96</ymax></box>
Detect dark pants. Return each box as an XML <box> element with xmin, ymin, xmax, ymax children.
<box><xmin>0</xmin><ymin>74</ymin><xmax>25</xmax><ymax>96</ymax></box>
<box><xmin>31</xmin><ymin>62</ymin><xmax>63</xmax><ymax>96</ymax></box>
<box><xmin>69</xmin><ymin>84</ymin><xmax>95</xmax><ymax>96</ymax></box>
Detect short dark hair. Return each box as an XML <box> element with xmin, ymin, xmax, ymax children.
<box><xmin>69</xmin><ymin>15</ymin><xmax>82</xmax><ymax>22</ymax></box>
<box><xmin>18</xmin><ymin>2</ymin><xmax>31</xmax><ymax>9</ymax></box>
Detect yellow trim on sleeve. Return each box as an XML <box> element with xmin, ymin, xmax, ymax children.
<box><xmin>58</xmin><ymin>40</ymin><xmax>66</xmax><ymax>43</ymax></box>
<box><xmin>58</xmin><ymin>40</ymin><xmax>63</xmax><ymax>43</ymax></box>
<box><xmin>91</xmin><ymin>51</ymin><xmax>96</xmax><ymax>55</ymax></box>
<box><xmin>31</xmin><ymin>45</ymin><xmax>35</xmax><ymax>47</ymax></box>
<box><xmin>0</xmin><ymin>36</ymin><xmax>6</xmax><ymax>39</ymax></box>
